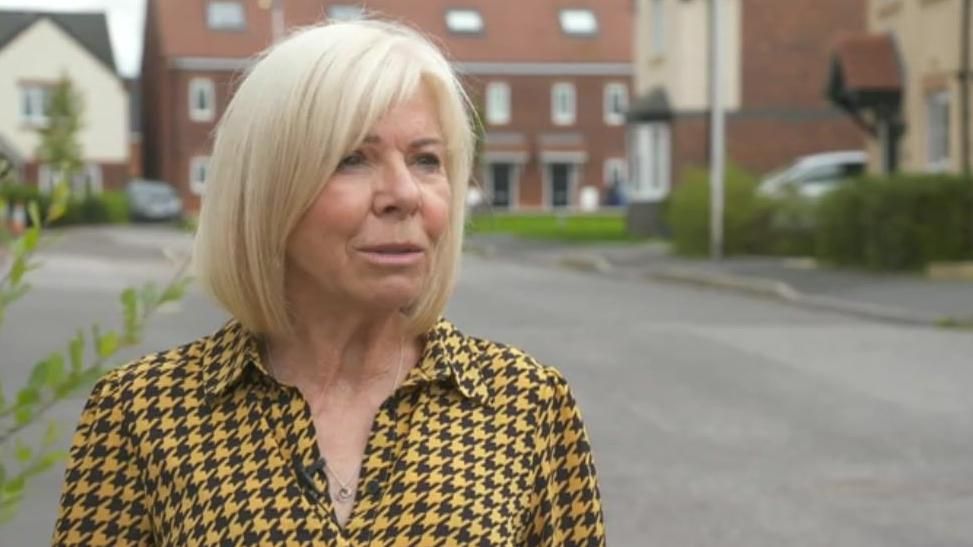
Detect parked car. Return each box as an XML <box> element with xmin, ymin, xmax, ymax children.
<box><xmin>757</xmin><ymin>151</ymin><xmax>867</xmax><ymax>200</ymax></box>
<box><xmin>126</xmin><ymin>178</ymin><xmax>183</xmax><ymax>221</ymax></box>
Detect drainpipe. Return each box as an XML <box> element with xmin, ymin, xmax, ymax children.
<box><xmin>962</xmin><ymin>0</ymin><xmax>971</xmax><ymax>175</ymax></box>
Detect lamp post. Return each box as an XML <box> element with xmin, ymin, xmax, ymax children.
<box><xmin>709</xmin><ymin>0</ymin><xmax>726</xmax><ymax>261</ymax></box>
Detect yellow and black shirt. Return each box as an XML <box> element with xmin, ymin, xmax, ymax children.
<box><xmin>53</xmin><ymin>319</ymin><xmax>605</xmax><ymax>546</ymax></box>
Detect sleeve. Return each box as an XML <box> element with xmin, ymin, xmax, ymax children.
<box><xmin>526</xmin><ymin>370</ymin><xmax>606</xmax><ymax>546</ymax></box>
<box><xmin>52</xmin><ymin>371</ymin><xmax>153</xmax><ymax>546</ymax></box>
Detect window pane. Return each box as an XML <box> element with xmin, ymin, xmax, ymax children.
<box><xmin>207</xmin><ymin>2</ymin><xmax>245</xmax><ymax>30</ymax></box>
<box><xmin>560</xmin><ymin>9</ymin><xmax>597</xmax><ymax>35</ymax></box>
<box><xmin>446</xmin><ymin>10</ymin><xmax>484</xmax><ymax>33</ymax></box>
<box><xmin>486</xmin><ymin>82</ymin><xmax>510</xmax><ymax>125</ymax></box>
<box><xmin>651</xmin><ymin>0</ymin><xmax>665</xmax><ymax>53</ymax></box>
<box><xmin>927</xmin><ymin>91</ymin><xmax>950</xmax><ymax>167</ymax></box>
<box><xmin>328</xmin><ymin>4</ymin><xmax>363</xmax><ymax>21</ymax></box>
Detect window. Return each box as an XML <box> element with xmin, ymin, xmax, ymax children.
<box><xmin>38</xmin><ymin>164</ymin><xmax>102</xmax><ymax>196</ymax></box>
<box><xmin>560</xmin><ymin>9</ymin><xmax>597</xmax><ymax>36</ymax></box>
<box><xmin>927</xmin><ymin>90</ymin><xmax>950</xmax><ymax>171</ymax></box>
<box><xmin>328</xmin><ymin>4</ymin><xmax>364</xmax><ymax>21</ymax></box>
<box><xmin>190</xmin><ymin>156</ymin><xmax>210</xmax><ymax>195</ymax></box>
<box><xmin>628</xmin><ymin>123</ymin><xmax>670</xmax><ymax>201</ymax></box>
<box><xmin>604</xmin><ymin>83</ymin><xmax>629</xmax><ymax>126</ymax></box>
<box><xmin>207</xmin><ymin>1</ymin><xmax>246</xmax><ymax>30</ymax></box>
<box><xmin>551</xmin><ymin>83</ymin><xmax>576</xmax><ymax>126</ymax></box>
<box><xmin>650</xmin><ymin>0</ymin><xmax>665</xmax><ymax>54</ymax></box>
<box><xmin>446</xmin><ymin>9</ymin><xmax>484</xmax><ymax>34</ymax></box>
<box><xmin>189</xmin><ymin>78</ymin><xmax>216</xmax><ymax>122</ymax></box>
<box><xmin>20</xmin><ymin>85</ymin><xmax>51</xmax><ymax>126</ymax></box>
<box><xmin>485</xmin><ymin>82</ymin><xmax>511</xmax><ymax>126</ymax></box>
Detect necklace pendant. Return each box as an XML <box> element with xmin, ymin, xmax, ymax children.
<box><xmin>336</xmin><ymin>486</ymin><xmax>353</xmax><ymax>502</ymax></box>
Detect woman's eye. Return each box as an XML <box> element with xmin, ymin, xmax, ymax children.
<box><xmin>415</xmin><ymin>153</ymin><xmax>442</xmax><ymax>170</ymax></box>
<box><xmin>337</xmin><ymin>152</ymin><xmax>366</xmax><ymax>170</ymax></box>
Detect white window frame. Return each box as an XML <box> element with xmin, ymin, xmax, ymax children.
<box><xmin>484</xmin><ymin>161</ymin><xmax>521</xmax><ymax>209</ymax></box>
<box><xmin>559</xmin><ymin>9</ymin><xmax>598</xmax><ymax>36</ymax></box>
<box><xmin>189</xmin><ymin>78</ymin><xmax>216</xmax><ymax>122</ymax></box>
<box><xmin>445</xmin><ymin>9</ymin><xmax>484</xmax><ymax>34</ymax></box>
<box><xmin>551</xmin><ymin>82</ymin><xmax>577</xmax><ymax>126</ymax></box>
<box><xmin>207</xmin><ymin>1</ymin><xmax>246</xmax><ymax>30</ymax></box>
<box><xmin>650</xmin><ymin>0</ymin><xmax>666</xmax><ymax>55</ymax></box>
<box><xmin>604</xmin><ymin>83</ymin><xmax>629</xmax><ymax>126</ymax></box>
<box><xmin>190</xmin><ymin>156</ymin><xmax>210</xmax><ymax>196</ymax></box>
<box><xmin>485</xmin><ymin>82</ymin><xmax>511</xmax><ymax>126</ymax></box>
<box><xmin>542</xmin><ymin>161</ymin><xmax>582</xmax><ymax>210</ymax></box>
<box><xmin>38</xmin><ymin>164</ymin><xmax>102</xmax><ymax>196</ymax></box>
<box><xmin>328</xmin><ymin>4</ymin><xmax>364</xmax><ymax>21</ymax></box>
<box><xmin>20</xmin><ymin>85</ymin><xmax>51</xmax><ymax>127</ymax></box>
<box><xmin>628</xmin><ymin>122</ymin><xmax>671</xmax><ymax>202</ymax></box>
<box><xmin>926</xmin><ymin>89</ymin><xmax>950</xmax><ymax>172</ymax></box>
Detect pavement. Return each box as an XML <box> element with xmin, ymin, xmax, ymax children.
<box><xmin>465</xmin><ymin>234</ymin><xmax>973</xmax><ymax>327</ymax></box>
<box><xmin>4</xmin><ymin>226</ymin><xmax>973</xmax><ymax>545</ymax></box>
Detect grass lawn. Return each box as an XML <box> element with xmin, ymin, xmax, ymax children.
<box><xmin>467</xmin><ymin>212</ymin><xmax>647</xmax><ymax>243</ymax></box>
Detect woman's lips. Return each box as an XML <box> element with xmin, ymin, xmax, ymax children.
<box><xmin>356</xmin><ymin>243</ymin><xmax>425</xmax><ymax>266</ymax></box>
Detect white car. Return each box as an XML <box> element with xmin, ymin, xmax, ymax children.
<box><xmin>757</xmin><ymin>151</ymin><xmax>867</xmax><ymax>200</ymax></box>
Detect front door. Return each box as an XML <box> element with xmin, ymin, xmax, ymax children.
<box><xmin>490</xmin><ymin>163</ymin><xmax>513</xmax><ymax>208</ymax></box>
<box><xmin>549</xmin><ymin>163</ymin><xmax>571</xmax><ymax>208</ymax></box>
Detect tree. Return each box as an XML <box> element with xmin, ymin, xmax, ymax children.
<box><xmin>0</xmin><ymin>161</ymin><xmax>192</xmax><ymax>523</ymax></box>
<box><xmin>35</xmin><ymin>76</ymin><xmax>84</xmax><ymax>194</ymax></box>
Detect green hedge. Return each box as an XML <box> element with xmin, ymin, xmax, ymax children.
<box><xmin>1</xmin><ymin>183</ymin><xmax>129</xmax><ymax>226</ymax></box>
<box><xmin>816</xmin><ymin>174</ymin><xmax>973</xmax><ymax>270</ymax></box>
<box><xmin>666</xmin><ymin>165</ymin><xmax>774</xmax><ymax>256</ymax></box>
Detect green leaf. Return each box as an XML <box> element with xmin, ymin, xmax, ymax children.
<box><xmin>42</xmin><ymin>422</ymin><xmax>59</xmax><ymax>447</ymax></box>
<box><xmin>21</xmin><ymin>226</ymin><xmax>39</xmax><ymax>253</ymax></box>
<box><xmin>68</xmin><ymin>330</ymin><xmax>85</xmax><ymax>373</ymax></box>
<box><xmin>96</xmin><ymin>330</ymin><xmax>119</xmax><ymax>359</ymax></box>
<box><xmin>2</xmin><ymin>475</ymin><xmax>24</xmax><ymax>497</ymax></box>
<box><xmin>13</xmin><ymin>406</ymin><xmax>31</xmax><ymax>427</ymax></box>
<box><xmin>9</xmin><ymin>256</ymin><xmax>26</xmax><ymax>286</ymax></box>
<box><xmin>27</xmin><ymin>201</ymin><xmax>40</xmax><ymax>230</ymax></box>
<box><xmin>160</xmin><ymin>277</ymin><xmax>192</xmax><ymax>304</ymax></box>
<box><xmin>14</xmin><ymin>386</ymin><xmax>38</xmax><ymax>408</ymax></box>
<box><xmin>46</xmin><ymin>200</ymin><xmax>67</xmax><ymax>224</ymax></box>
<box><xmin>14</xmin><ymin>440</ymin><xmax>31</xmax><ymax>464</ymax></box>
<box><xmin>121</xmin><ymin>287</ymin><xmax>138</xmax><ymax>340</ymax></box>
<box><xmin>45</xmin><ymin>354</ymin><xmax>66</xmax><ymax>390</ymax></box>
<box><xmin>0</xmin><ymin>282</ymin><xmax>30</xmax><ymax>307</ymax></box>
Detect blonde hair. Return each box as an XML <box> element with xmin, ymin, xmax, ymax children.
<box><xmin>193</xmin><ymin>19</ymin><xmax>475</xmax><ymax>337</ymax></box>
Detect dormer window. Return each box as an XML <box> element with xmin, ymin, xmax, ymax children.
<box><xmin>560</xmin><ymin>9</ymin><xmax>597</xmax><ymax>36</ymax></box>
<box><xmin>446</xmin><ymin>9</ymin><xmax>484</xmax><ymax>34</ymax></box>
<box><xmin>207</xmin><ymin>1</ymin><xmax>246</xmax><ymax>31</ymax></box>
<box><xmin>328</xmin><ymin>4</ymin><xmax>364</xmax><ymax>21</ymax></box>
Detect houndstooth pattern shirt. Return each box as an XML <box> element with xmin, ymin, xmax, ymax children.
<box><xmin>52</xmin><ymin>319</ymin><xmax>606</xmax><ymax>546</ymax></box>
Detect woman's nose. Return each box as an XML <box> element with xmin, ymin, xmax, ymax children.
<box><xmin>374</xmin><ymin>155</ymin><xmax>421</xmax><ymax>217</ymax></box>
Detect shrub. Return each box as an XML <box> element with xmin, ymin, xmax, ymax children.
<box><xmin>666</xmin><ymin>164</ymin><xmax>772</xmax><ymax>256</ymax></box>
<box><xmin>1</xmin><ymin>184</ymin><xmax>130</xmax><ymax>226</ymax></box>
<box><xmin>816</xmin><ymin>174</ymin><xmax>973</xmax><ymax>270</ymax></box>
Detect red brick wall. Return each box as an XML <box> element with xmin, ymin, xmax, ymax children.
<box><xmin>666</xmin><ymin>0</ymin><xmax>868</xmax><ymax>186</ymax></box>
<box><xmin>741</xmin><ymin>0</ymin><xmax>867</xmax><ymax>109</ymax></box>
<box><xmin>465</xmin><ymin>74</ymin><xmax>630</xmax><ymax>208</ymax></box>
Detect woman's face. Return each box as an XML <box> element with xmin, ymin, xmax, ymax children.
<box><xmin>285</xmin><ymin>86</ymin><xmax>452</xmax><ymax>314</ymax></box>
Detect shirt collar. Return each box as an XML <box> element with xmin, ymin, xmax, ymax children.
<box><xmin>201</xmin><ymin>318</ymin><xmax>494</xmax><ymax>408</ymax></box>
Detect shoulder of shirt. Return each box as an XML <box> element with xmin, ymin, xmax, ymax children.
<box><xmin>87</xmin><ymin>335</ymin><xmax>210</xmax><ymax>402</ymax></box>
<box><xmin>463</xmin><ymin>334</ymin><xmax>573</xmax><ymax>410</ymax></box>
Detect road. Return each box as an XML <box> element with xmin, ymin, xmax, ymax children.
<box><xmin>2</xmin><ymin>226</ymin><xmax>972</xmax><ymax>546</ymax></box>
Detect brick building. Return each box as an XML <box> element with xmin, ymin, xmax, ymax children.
<box><xmin>629</xmin><ymin>0</ymin><xmax>867</xmax><ymax>213</ymax></box>
<box><xmin>0</xmin><ymin>11</ymin><xmax>131</xmax><ymax>193</ymax></box>
<box><xmin>829</xmin><ymin>0</ymin><xmax>970</xmax><ymax>175</ymax></box>
<box><xmin>141</xmin><ymin>0</ymin><xmax>633</xmax><ymax>212</ymax></box>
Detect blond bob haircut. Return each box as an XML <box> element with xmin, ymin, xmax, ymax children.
<box><xmin>193</xmin><ymin>19</ymin><xmax>475</xmax><ymax>337</ymax></box>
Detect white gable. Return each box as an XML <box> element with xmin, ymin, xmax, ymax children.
<box><xmin>0</xmin><ymin>17</ymin><xmax>129</xmax><ymax>163</ymax></box>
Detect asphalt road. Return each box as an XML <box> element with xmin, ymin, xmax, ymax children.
<box><xmin>2</xmin><ymin>226</ymin><xmax>972</xmax><ymax>546</ymax></box>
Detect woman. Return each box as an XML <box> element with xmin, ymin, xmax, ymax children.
<box><xmin>53</xmin><ymin>19</ymin><xmax>605</xmax><ymax>546</ymax></box>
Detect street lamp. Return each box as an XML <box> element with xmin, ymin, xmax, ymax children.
<box><xmin>709</xmin><ymin>0</ymin><xmax>725</xmax><ymax>261</ymax></box>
